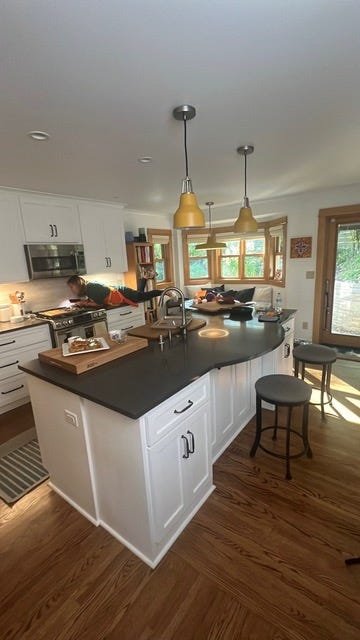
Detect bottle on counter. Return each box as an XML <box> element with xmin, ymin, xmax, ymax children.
<box><xmin>275</xmin><ymin>293</ymin><xmax>282</xmax><ymax>313</ymax></box>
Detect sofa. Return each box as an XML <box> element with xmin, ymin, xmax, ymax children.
<box><xmin>184</xmin><ymin>283</ymin><xmax>273</xmax><ymax>306</ymax></box>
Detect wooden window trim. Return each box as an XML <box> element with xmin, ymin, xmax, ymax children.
<box><xmin>182</xmin><ymin>217</ymin><xmax>287</xmax><ymax>287</ymax></box>
<box><xmin>147</xmin><ymin>228</ymin><xmax>175</xmax><ymax>288</ymax></box>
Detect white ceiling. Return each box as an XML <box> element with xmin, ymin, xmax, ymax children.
<box><xmin>1</xmin><ymin>0</ymin><xmax>360</xmax><ymax>213</ymax></box>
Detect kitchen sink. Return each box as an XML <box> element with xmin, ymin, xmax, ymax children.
<box><xmin>151</xmin><ymin>313</ymin><xmax>192</xmax><ymax>330</ymax></box>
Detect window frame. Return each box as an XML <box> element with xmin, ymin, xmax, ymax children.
<box><xmin>147</xmin><ymin>228</ymin><xmax>175</xmax><ymax>288</ymax></box>
<box><xmin>182</xmin><ymin>217</ymin><xmax>287</xmax><ymax>287</ymax></box>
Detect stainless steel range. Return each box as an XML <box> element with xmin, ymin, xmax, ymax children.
<box><xmin>35</xmin><ymin>307</ymin><xmax>108</xmax><ymax>347</ymax></box>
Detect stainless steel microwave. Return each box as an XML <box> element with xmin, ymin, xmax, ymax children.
<box><xmin>24</xmin><ymin>244</ymin><xmax>86</xmax><ymax>280</ymax></box>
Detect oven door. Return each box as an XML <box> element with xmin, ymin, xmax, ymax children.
<box><xmin>54</xmin><ymin>320</ymin><xmax>107</xmax><ymax>347</ymax></box>
<box><xmin>24</xmin><ymin>244</ymin><xmax>86</xmax><ymax>280</ymax></box>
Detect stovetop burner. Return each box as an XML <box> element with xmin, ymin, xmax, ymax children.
<box><xmin>35</xmin><ymin>306</ymin><xmax>107</xmax><ymax>329</ymax></box>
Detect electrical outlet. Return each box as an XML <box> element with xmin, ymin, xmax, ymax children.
<box><xmin>302</xmin><ymin>321</ymin><xmax>308</xmax><ymax>330</ymax></box>
<box><xmin>306</xmin><ymin>271</ymin><xmax>315</xmax><ymax>279</ymax></box>
<box><xmin>64</xmin><ymin>410</ymin><xmax>79</xmax><ymax>428</ymax></box>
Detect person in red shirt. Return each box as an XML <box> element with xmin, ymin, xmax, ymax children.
<box><xmin>67</xmin><ymin>275</ymin><xmax>163</xmax><ymax>308</ymax></box>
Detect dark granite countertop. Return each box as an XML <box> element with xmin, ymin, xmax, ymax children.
<box><xmin>19</xmin><ymin>311</ymin><xmax>297</xmax><ymax>419</ymax></box>
<box><xmin>0</xmin><ymin>317</ymin><xmax>49</xmax><ymax>335</ymax></box>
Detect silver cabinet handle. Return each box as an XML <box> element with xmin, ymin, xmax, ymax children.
<box><xmin>1</xmin><ymin>384</ymin><xmax>24</xmax><ymax>395</ymax></box>
<box><xmin>181</xmin><ymin>435</ymin><xmax>190</xmax><ymax>459</ymax></box>
<box><xmin>49</xmin><ymin>224</ymin><xmax>54</xmax><ymax>237</ymax></box>
<box><xmin>0</xmin><ymin>340</ymin><xmax>16</xmax><ymax>348</ymax></box>
<box><xmin>0</xmin><ymin>359</ymin><xmax>19</xmax><ymax>369</ymax></box>
<box><xmin>187</xmin><ymin>430</ymin><xmax>195</xmax><ymax>453</ymax></box>
<box><xmin>174</xmin><ymin>400</ymin><xmax>193</xmax><ymax>415</ymax></box>
<box><xmin>105</xmin><ymin>257</ymin><xmax>109</xmax><ymax>267</ymax></box>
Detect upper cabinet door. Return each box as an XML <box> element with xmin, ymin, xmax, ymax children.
<box><xmin>0</xmin><ymin>193</ymin><xmax>29</xmax><ymax>283</ymax></box>
<box><xmin>79</xmin><ymin>203</ymin><xmax>128</xmax><ymax>275</ymax></box>
<box><xmin>20</xmin><ymin>196</ymin><xmax>81</xmax><ymax>243</ymax></box>
<box><xmin>103</xmin><ymin>210</ymin><xmax>128</xmax><ymax>273</ymax></box>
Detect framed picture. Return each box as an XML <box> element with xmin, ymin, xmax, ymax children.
<box><xmin>290</xmin><ymin>236</ymin><xmax>312</xmax><ymax>259</ymax></box>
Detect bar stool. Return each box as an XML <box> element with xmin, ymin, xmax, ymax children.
<box><xmin>293</xmin><ymin>344</ymin><xmax>337</xmax><ymax>419</ymax></box>
<box><xmin>250</xmin><ymin>374</ymin><xmax>312</xmax><ymax>480</ymax></box>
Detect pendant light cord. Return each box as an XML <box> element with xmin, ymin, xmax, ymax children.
<box><xmin>244</xmin><ymin>151</ymin><xmax>247</xmax><ymax>199</ymax></box>
<box><xmin>183</xmin><ymin>117</ymin><xmax>189</xmax><ymax>177</ymax></box>
<box><xmin>208</xmin><ymin>203</ymin><xmax>212</xmax><ymax>231</ymax></box>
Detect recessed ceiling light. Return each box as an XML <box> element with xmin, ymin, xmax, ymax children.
<box><xmin>138</xmin><ymin>156</ymin><xmax>152</xmax><ymax>164</ymax></box>
<box><xmin>27</xmin><ymin>130</ymin><xmax>50</xmax><ymax>141</ymax></box>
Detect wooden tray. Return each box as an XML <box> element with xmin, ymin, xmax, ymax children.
<box><xmin>189</xmin><ymin>302</ymin><xmax>238</xmax><ymax>314</ymax></box>
<box><xmin>127</xmin><ymin>317</ymin><xmax>206</xmax><ymax>340</ymax></box>
<box><xmin>38</xmin><ymin>334</ymin><xmax>149</xmax><ymax>374</ymax></box>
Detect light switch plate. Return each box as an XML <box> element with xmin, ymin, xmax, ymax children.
<box><xmin>64</xmin><ymin>409</ymin><xmax>79</xmax><ymax>428</ymax></box>
<box><xmin>302</xmin><ymin>321</ymin><xmax>309</xmax><ymax>330</ymax></box>
<box><xmin>306</xmin><ymin>271</ymin><xmax>315</xmax><ymax>279</ymax></box>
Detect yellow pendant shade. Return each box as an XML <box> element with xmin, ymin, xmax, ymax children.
<box><xmin>234</xmin><ymin>205</ymin><xmax>258</xmax><ymax>233</ymax></box>
<box><xmin>195</xmin><ymin>232</ymin><xmax>226</xmax><ymax>251</ymax></box>
<box><xmin>173</xmin><ymin>192</ymin><xmax>205</xmax><ymax>229</ymax></box>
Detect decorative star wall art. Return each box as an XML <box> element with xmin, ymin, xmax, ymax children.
<box><xmin>290</xmin><ymin>236</ymin><xmax>312</xmax><ymax>259</ymax></box>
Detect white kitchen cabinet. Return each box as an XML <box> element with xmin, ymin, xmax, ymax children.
<box><xmin>211</xmin><ymin>366</ymin><xmax>235</xmax><ymax>460</ymax></box>
<box><xmin>147</xmin><ymin>403</ymin><xmax>211</xmax><ymax>544</ymax></box>
<box><xmin>106</xmin><ymin>304</ymin><xmax>145</xmax><ymax>332</ymax></box>
<box><xmin>0</xmin><ymin>193</ymin><xmax>29</xmax><ymax>283</ymax></box>
<box><xmin>233</xmin><ymin>360</ymin><xmax>253</xmax><ymax>429</ymax></box>
<box><xmin>19</xmin><ymin>195</ymin><xmax>81</xmax><ymax>243</ymax></box>
<box><xmin>78</xmin><ymin>203</ymin><xmax>128</xmax><ymax>274</ymax></box>
<box><xmin>0</xmin><ymin>324</ymin><xmax>51</xmax><ymax>414</ymax></box>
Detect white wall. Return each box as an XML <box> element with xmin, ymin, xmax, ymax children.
<box><xmin>174</xmin><ymin>182</ymin><xmax>360</xmax><ymax>340</ymax></box>
<box><xmin>123</xmin><ymin>210</ymin><xmax>171</xmax><ymax>235</ymax></box>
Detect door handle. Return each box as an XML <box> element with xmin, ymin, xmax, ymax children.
<box><xmin>181</xmin><ymin>435</ymin><xmax>190</xmax><ymax>459</ymax></box>
<box><xmin>0</xmin><ymin>340</ymin><xmax>16</xmax><ymax>348</ymax></box>
<box><xmin>186</xmin><ymin>430</ymin><xmax>195</xmax><ymax>454</ymax></box>
<box><xmin>49</xmin><ymin>224</ymin><xmax>54</xmax><ymax>237</ymax></box>
<box><xmin>174</xmin><ymin>399</ymin><xmax>194</xmax><ymax>415</ymax></box>
<box><xmin>1</xmin><ymin>384</ymin><xmax>24</xmax><ymax>395</ymax></box>
<box><xmin>0</xmin><ymin>359</ymin><xmax>19</xmax><ymax>369</ymax></box>
<box><xmin>54</xmin><ymin>224</ymin><xmax>58</xmax><ymax>237</ymax></box>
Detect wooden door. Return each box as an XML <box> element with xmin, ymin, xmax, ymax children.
<box><xmin>313</xmin><ymin>206</ymin><xmax>360</xmax><ymax>348</ymax></box>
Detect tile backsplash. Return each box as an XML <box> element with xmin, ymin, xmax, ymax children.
<box><xmin>0</xmin><ymin>273</ymin><xmax>124</xmax><ymax>312</ymax></box>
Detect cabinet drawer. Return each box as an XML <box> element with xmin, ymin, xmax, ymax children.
<box><xmin>0</xmin><ymin>341</ymin><xmax>50</xmax><ymax>381</ymax></box>
<box><xmin>145</xmin><ymin>376</ymin><xmax>209</xmax><ymax>447</ymax></box>
<box><xmin>107</xmin><ymin>306</ymin><xmax>145</xmax><ymax>331</ymax></box>
<box><xmin>0</xmin><ymin>325</ymin><xmax>50</xmax><ymax>354</ymax></box>
<box><xmin>0</xmin><ymin>374</ymin><xmax>28</xmax><ymax>407</ymax></box>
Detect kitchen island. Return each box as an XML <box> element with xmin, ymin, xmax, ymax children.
<box><xmin>20</xmin><ymin>311</ymin><xmax>295</xmax><ymax>567</ymax></box>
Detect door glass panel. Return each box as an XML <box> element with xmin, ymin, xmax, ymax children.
<box><xmin>331</xmin><ymin>223</ymin><xmax>360</xmax><ymax>337</ymax></box>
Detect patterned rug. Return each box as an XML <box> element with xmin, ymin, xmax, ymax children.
<box><xmin>0</xmin><ymin>429</ymin><xmax>48</xmax><ymax>504</ymax></box>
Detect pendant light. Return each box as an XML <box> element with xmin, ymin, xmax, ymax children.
<box><xmin>173</xmin><ymin>105</ymin><xmax>205</xmax><ymax>229</ymax></box>
<box><xmin>195</xmin><ymin>202</ymin><xmax>226</xmax><ymax>250</ymax></box>
<box><xmin>234</xmin><ymin>144</ymin><xmax>258</xmax><ymax>233</ymax></box>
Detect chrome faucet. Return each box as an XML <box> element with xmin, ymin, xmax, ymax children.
<box><xmin>159</xmin><ymin>286</ymin><xmax>188</xmax><ymax>338</ymax></box>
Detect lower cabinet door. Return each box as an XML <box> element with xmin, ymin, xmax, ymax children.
<box><xmin>183</xmin><ymin>404</ymin><xmax>212</xmax><ymax>506</ymax></box>
<box><xmin>233</xmin><ymin>361</ymin><xmax>252</xmax><ymax>428</ymax></box>
<box><xmin>147</xmin><ymin>424</ymin><xmax>187</xmax><ymax>543</ymax></box>
<box><xmin>211</xmin><ymin>366</ymin><xmax>235</xmax><ymax>459</ymax></box>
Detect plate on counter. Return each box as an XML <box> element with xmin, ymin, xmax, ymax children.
<box><xmin>62</xmin><ymin>337</ymin><xmax>110</xmax><ymax>357</ymax></box>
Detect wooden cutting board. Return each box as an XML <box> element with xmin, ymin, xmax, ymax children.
<box><xmin>38</xmin><ymin>334</ymin><xmax>149</xmax><ymax>374</ymax></box>
<box><xmin>127</xmin><ymin>317</ymin><xmax>206</xmax><ymax>340</ymax></box>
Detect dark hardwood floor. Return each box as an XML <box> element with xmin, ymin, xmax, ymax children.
<box><xmin>0</xmin><ymin>362</ymin><xmax>359</xmax><ymax>640</ymax></box>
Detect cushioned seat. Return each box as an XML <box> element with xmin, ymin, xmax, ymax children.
<box><xmin>250</xmin><ymin>374</ymin><xmax>312</xmax><ymax>480</ymax></box>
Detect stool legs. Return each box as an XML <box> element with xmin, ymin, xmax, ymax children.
<box><xmin>250</xmin><ymin>393</ymin><xmax>262</xmax><ymax>457</ymax></box>
<box><xmin>302</xmin><ymin>402</ymin><xmax>312</xmax><ymax>458</ymax></box>
<box><xmin>320</xmin><ymin>364</ymin><xmax>327</xmax><ymax>420</ymax></box>
<box><xmin>272</xmin><ymin>406</ymin><xmax>278</xmax><ymax>441</ymax></box>
<box><xmin>285</xmin><ymin>407</ymin><xmax>292</xmax><ymax>480</ymax></box>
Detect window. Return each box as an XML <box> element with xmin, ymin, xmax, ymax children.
<box><xmin>147</xmin><ymin>229</ymin><xmax>174</xmax><ymax>286</ymax></box>
<box><xmin>182</xmin><ymin>217</ymin><xmax>287</xmax><ymax>286</ymax></box>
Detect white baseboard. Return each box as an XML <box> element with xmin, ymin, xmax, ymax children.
<box><xmin>48</xmin><ymin>482</ymin><xmax>99</xmax><ymax>526</ymax></box>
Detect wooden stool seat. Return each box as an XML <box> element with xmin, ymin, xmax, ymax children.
<box><xmin>250</xmin><ymin>374</ymin><xmax>312</xmax><ymax>480</ymax></box>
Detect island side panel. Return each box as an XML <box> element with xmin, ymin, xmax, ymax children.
<box><xmin>26</xmin><ymin>376</ymin><xmax>98</xmax><ymax>523</ymax></box>
<box><xmin>83</xmin><ymin>399</ymin><xmax>155</xmax><ymax>565</ymax></box>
